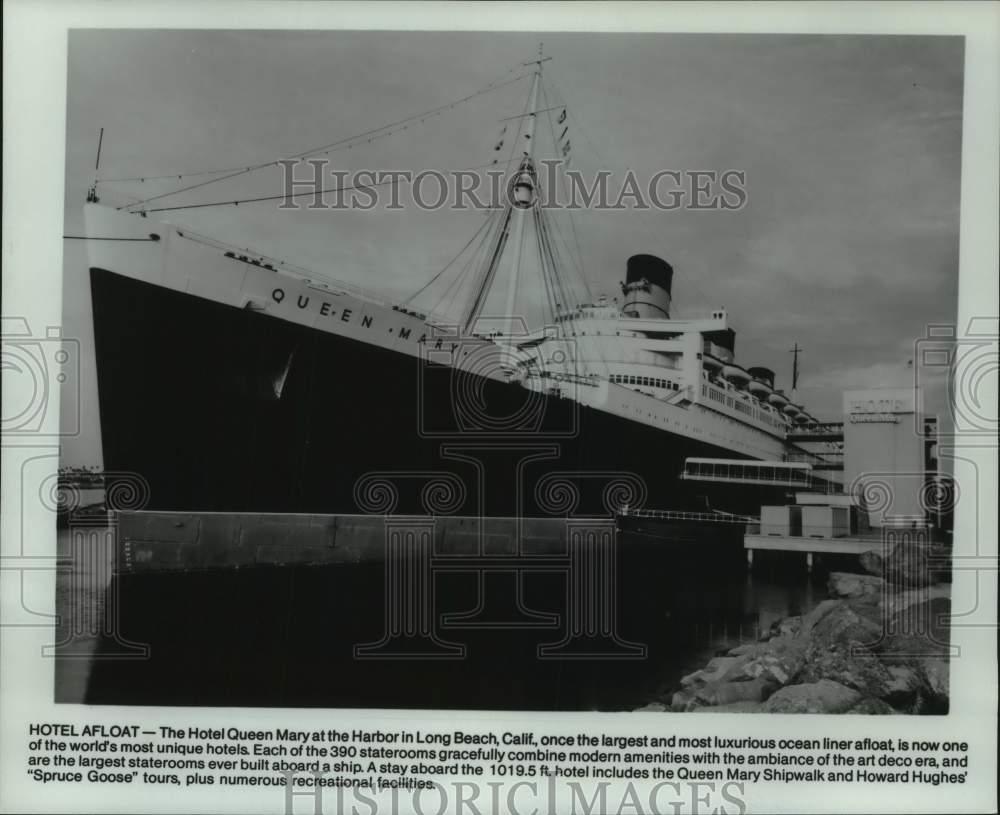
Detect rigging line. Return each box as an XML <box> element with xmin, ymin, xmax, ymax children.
<box><xmin>401</xmin><ymin>213</ymin><xmax>495</xmax><ymax>306</ymax></box>
<box><xmin>463</xmin><ymin>206</ymin><xmax>513</xmax><ymax>334</ymax></box>
<box><xmin>450</xmin><ymin>215</ymin><xmax>499</xmax><ymax>321</ymax></box>
<box><xmin>491</xmin><ymin>63</ymin><xmax>535</xmax><ymax>182</ymax></box>
<box><xmin>533</xmin><ymin>226</ymin><xmax>554</xmax><ymax>330</ymax></box>
<box><xmin>539</xmin><ymin>78</ymin><xmax>588</xmax><ymax>284</ymax></box>
<box><xmin>457</xmin><ymin>81</ymin><xmax>535</xmax><ymax>333</ymax></box>
<box><xmin>455</xmin><ymin>219</ymin><xmax>499</xmax><ymax>312</ymax></box>
<box><xmin>468</xmin><ymin>202</ymin><xmax>514</xmax><ymax>319</ymax></box>
<box><xmin>434</xmin><ymin>207</ymin><xmax>496</xmax><ymax>318</ymax></box>
<box><xmin>546</xmin><ymin>210</ymin><xmax>592</xmax><ymax>305</ymax></box>
<box><xmin>439</xmin><ymin>233</ymin><xmax>488</xmax><ymax>320</ymax></box>
<box><xmin>537</xmin><ymin>211</ymin><xmax>573</xmax><ymax>327</ymax></box>
<box><xmin>539</xmin><ymin>225</ymin><xmax>568</xmax><ymax>322</ymax></box>
<box><xmin>136</xmin><ymin>158</ymin><xmax>501</xmax><ymax>214</ymax></box>
<box><xmin>116</xmin><ymin>69</ymin><xmax>531</xmax><ymax>191</ymax></box>
<box><xmin>547</xmin><ymin>74</ymin><xmax>721</xmax><ymax>313</ymax></box>
<box><xmin>437</xmin><ymin>248</ymin><xmax>477</xmax><ymax>318</ymax></box>
<box><xmin>546</xmin><ymin>73</ymin><xmax>611</xmax><ymax>170</ymax></box>
<box><xmin>116</xmin><ymin>70</ymin><xmax>532</xmax><ymax>209</ymax></box>
<box><xmin>533</xmin><ymin>198</ymin><xmax>568</xmax><ymax>315</ymax></box>
<box><xmin>529</xmin><ymin>147</ymin><xmax>577</xmax><ymax>317</ymax></box>
<box><xmin>460</xmin><ymin>208</ymin><xmax>506</xmax><ymax>301</ymax></box>
<box><xmin>533</xmin><ymin>209</ymin><xmax>560</xmax><ymax>331</ymax></box>
<box><xmin>450</xmin><ymin>210</ymin><xmax>502</xmax><ymax>313</ymax></box>
<box><xmin>428</xmin><ymin>209</ymin><xmax>499</xmax><ymax>319</ymax></box>
<box><xmin>509</xmin><ymin>199</ymin><xmax>532</xmax><ymax>331</ymax></box>
<box><xmin>539</xmin><ymin>203</ymin><xmax>577</xmax><ymax>309</ymax></box>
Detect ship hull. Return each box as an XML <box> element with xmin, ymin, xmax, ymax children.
<box><xmin>90</xmin><ymin>267</ymin><xmax>797</xmax><ymax>518</ymax></box>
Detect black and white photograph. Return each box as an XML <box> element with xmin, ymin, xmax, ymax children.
<box><xmin>54</xmin><ymin>27</ymin><xmax>965</xmax><ymax>711</ymax></box>
<box><xmin>2</xmin><ymin>3</ymin><xmax>997</xmax><ymax>814</ymax></box>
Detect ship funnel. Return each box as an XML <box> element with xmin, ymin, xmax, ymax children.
<box><xmin>620</xmin><ymin>254</ymin><xmax>673</xmax><ymax>319</ymax></box>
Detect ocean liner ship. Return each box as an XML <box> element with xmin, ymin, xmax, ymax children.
<box><xmin>79</xmin><ymin>53</ymin><xmax>830</xmax><ymax>519</ymax></box>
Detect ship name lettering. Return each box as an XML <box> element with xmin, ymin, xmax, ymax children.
<box><xmin>398</xmin><ymin>326</ymin><xmax>411</xmax><ymax>340</ymax></box>
<box><xmin>361</xmin><ymin>315</ymin><xmax>372</xmax><ymax>328</ymax></box>
<box><xmin>271</xmin><ymin>287</ymin><xmax>285</xmax><ymax>302</ymax></box>
<box><xmin>341</xmin><ymin>308</ymin><xmax>352</xmax><ymax>322</ymax></box>
<box><xmin>319</xmin><ymin>302</ymin><xmax>331</xmax><ymax>316</ymax></box>
<box><xmin>273</xmin><ymin>729</ymin><xmax>311</xmax><ymax>742</ymax></box>
<box><xmin>297</xmin><ymin>295</ymin><xmax>310</xmax><ymax>309</ymax></box>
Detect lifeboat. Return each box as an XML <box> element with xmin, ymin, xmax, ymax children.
<box><xmin>747</xmin><ymin>366</ymin><xmax>776</xmax><ymax>388</ymax></box>
<box><xmin>702</xmin><ymin>353</ymin><xmax>723</xmax><ymax>371</ymax></box>
<box><xmin>782</xmin><ymin>402</ymin><xmax>801</xmax><ymax>418</ymax></box>
<box><xmin>722</xmin><ymin>363</ymin><xmax>751</xmax><ymax>385</ymax></box>
<box><xmin>794</xmin><ymin>412</ymin><xmax>811</xmax><ymax>424</ymax></box>
<box><xmin>747</xmin><ymin>377</ymin><xmax>772</xmax><ymax>398</ymax></box>
<box><xmin>768</xmin><ymin>390</ymin><xmax>789</xmax><ymax>408</ymax></box>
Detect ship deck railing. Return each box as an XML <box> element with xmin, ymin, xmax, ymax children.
<box><xmin>619</xmin><ymin>507</ymin><xmax>759</xmax><ymax>524</ymax></box>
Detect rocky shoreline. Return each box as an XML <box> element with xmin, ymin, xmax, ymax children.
<box><xmin>637</xmin><ymin>541</ymin><xmax>951</xmax><ymax>714</ymax></box>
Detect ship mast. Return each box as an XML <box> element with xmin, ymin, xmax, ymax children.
<box><xmin>501</xmin><ymin>46</ymin><xmax>548</xmax><ymax>338</ymax></box>
<box><xmin>790</xmin><ymin>342</ymin><xmax>803</xmax><ymax>401</ymax></box>
<box><xmin>460</xmin><ymin>47</ymin><xmax>550</xmax><ymax>337</ymax></box>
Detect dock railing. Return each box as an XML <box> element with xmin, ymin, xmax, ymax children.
<box><xmin>619</xmin><ymin>506</ymin><xmax>759</xmax><ymax>525</ymax></box>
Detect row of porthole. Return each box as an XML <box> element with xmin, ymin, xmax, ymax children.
<box><xmin>621</xmin><ymin>395</ymin><xmax>760</xmax><ymax>449</ymax></box>
<box><xmin>610</xmin><ymin>374</ymin><xmax>680</xmax><ymax>390</ymax></box>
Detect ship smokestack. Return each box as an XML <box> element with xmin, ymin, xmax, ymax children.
<box><xmin>620</xmin><ymin>254</ymin><xmax>673</xmax><ymax>319</ymax></box>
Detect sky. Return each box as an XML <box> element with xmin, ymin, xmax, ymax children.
<box><xmin>62</xmin><ymin>30</ymin><xmax>963</xmax><ymax>464</ymax></box>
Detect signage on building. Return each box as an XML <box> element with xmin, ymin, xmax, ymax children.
<box><xmin>843</xmin><ymin>388</ymin><xmax>918</xmax><ymax>421</ymax></box>
<box><xmin>848</xmin><ymin>412</ymin><xmax>901</xmax><ymax>424</ymax></box>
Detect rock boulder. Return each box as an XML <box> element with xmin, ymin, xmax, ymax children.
<box><xmin>762</xmin><ymin>680</ymin><xmax>863</xmax><ymax>714</ymax></box>
<box><xmin>828</xmin><ymin>572</ymin><xmax>886</xmax><ymax>599</ymax></box>
<box><xmin>694</xmin><ymin>677</ymin><xmax>777</xmax><ymax>707</ymax></box>
<box><xmin>798</xmin><ymin>603</ymin><xmax>895</xmax><ymax>698</ymax></box>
